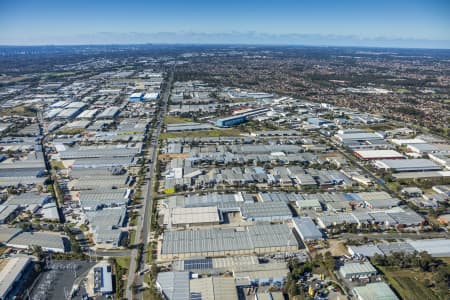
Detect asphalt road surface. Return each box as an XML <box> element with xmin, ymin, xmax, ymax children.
<box><xmin>126</xmin><ymin>71</ymin><xmax>172</xmax><ymax>300</ymax></box>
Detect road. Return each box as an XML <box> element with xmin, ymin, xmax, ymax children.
<box><xmin>329</xmin><ymin>139</ymin><xmax>395</xmax><ymax>197</ymax></box>
<box><xmin>126</xmin><ymin>71</ymin><xmax>172</xmax><ymax>300</ymax></box>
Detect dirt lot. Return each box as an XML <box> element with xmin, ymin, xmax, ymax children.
<box><xmin>317</xmin><ymin>239</ymin><xmax>348</xmax><ymax>257</ymax></box>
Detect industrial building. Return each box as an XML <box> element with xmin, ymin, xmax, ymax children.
<box><xmin>85</xmin><ymin>207</ymin><xmax>126</xmax><ymax>247</ymax></box>
<box><xmin>374</xmin><ymin>159</ymin><xmax>441</xmax><ymax>172</ymax></box>
<box><xmin>240</xmin><ymin>201</ymin><xmax>292</xmax><ymax>222</ymax></box>
<box><xmin>190</xmin><ymin>277</ymin><xmax>238</xmax><ymax>300</ymax></box>
<box><xmin>93</xmin><ymin>264</ymin><xmax>113</xmax><ymax>295</ymax></box>
<box><xmin>96</xmin><ymin>106</ymin><xmax>120</xmax><ymax>119</ymax></box>
<box><xmin>353</xmin><ymin>282</ymin><xmax>399</xmax><ymax>300</ymax></box>
<box><xmin>166</xmin><ymin>122</ymin><xmax>213</xmax><ymax>132</ymax></box>
<box><xmin>354</xmin><ymin>150</ymin><xmax>404</xmax><ymax>161</ymax></box>
<box><xmin>216</xmin><ymin>108</ymin><xmax>269</xmax><ymax>127</ymax></box>
<box><xmin>162</xmin><ymin>206</ymin><xmax>220</xmax><ymax>228</ymax></box>
<box><xmin>129</xmin><ymin>92</ymin><xmax>144</xmax><ymax>102</ymax></box>
<box><xmin>156</xmin><ymin>271</ymin><xmax>190</xmax><ymax>300</ymax></box>
<box><xmin>6</xmin><ymin>231</ymin><xmax>66</xmax><ymax>253</ymax></box>
<box><xmin>292</xmin><ymin>217</ymin><xmax>323</xmax><ymax>241</ymax></box>
<box><xmin>334</xmin><ymin>132</ymin><xmax>384</xmax><ymax>144</ymax></box>
<box><xmin>216</xmin><ymin>115</ymin><xmax>247</xmax><ymax>127</ymax></box>
<box><xmin>339</xmin><ymin>261</ymin><xmax>377</xmax><ymax>279</ymax></box>
<box><xmin>160</xmin><ymin>223</ymin><xmax>298</xmax><ymax>260</ymax></box>
<box><xmin>408</xmin><ymin>239</ymin><xmax>450</xmax><ymax>257</ymax></box>
<box><xmin>0</xmin><ymin>256</ymin><xmax>32</xmax><ymax>300</ymax></box>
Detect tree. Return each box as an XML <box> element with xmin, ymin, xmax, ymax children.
<box><xmin>418</xmin><ymin>251</ymin><xmax>433</xmax><ymax>272</ymax></box>
<box><xmin>30</xmin><ymin>245</ymin><xmax>44</xmax><ymax>260</ymax></box>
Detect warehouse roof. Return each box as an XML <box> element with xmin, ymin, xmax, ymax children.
<box><xmin>374</xmin><ymin>159</ymin><xmax>441</xmax><ymax>172</ymax></box>
<box><xmin>7</xmin><ymin>231</ymin><xmax>66</xmax><ymax>252</ymax></box>
<box><xmin>258</xmin><ymin>192</ymin><xmax>303</xmax><ymax>202</ymax></box>
<box><xmin>0</xmin><ymin>256</ymin><xmax>32</xmax><ymax>299</ymax></box>
<box><xmin>166</xmin><ymin>122</ymin><xmax>213</xmax><ymax>132</ymax></box>
<box><xmin>317</xmin><ymin>213</ymin><xmax>358</xmax><ymax>228</ymax></box>
<box><xmin>339</xmin><ymin>261</ymin><xmax>377</xmax><ymax>277</ymax></box>
<box><xmin>335</xmin><ymin>132</ymin><xmax>384</xmax><ymax>141</ymax></box>
<box><xmin>353</xmin><ymin>282</ymin><xmax>399</xmax><ymax>300</ymax></box>
<box><xmin>170</xmin><ymin>206</ymin><xmax>219</xmax><ymax>226</ymax></box>
<box><xmin>348</xmin><ymin>244</ymin><xmax>383</xmax><ymax>257</ymax></box>
<box><xmin>292</xmin><ymin>217</ymin><xmax>323</xmax><ymax>241</ymax></box>
<box><xmin>190</xmin><ymin>277</ymin><xmax>238</xmax><ymax>300</ymax></box>
<box><xmin>157</xmin><ymin>271</ymin><xmax>190</xmax><ymax>300</ymax></box>
<box><xmin>241</xmin><ymin>202</ymin><xmax>292</xmax><ymax>219</ymax></box>
<box><xmin>377</xmin><ymin>242</ymin><xmax>415</xmax><ymax>255</ymax></box>
<box><xmin>387</xmin><ymin>210</ymin><xmax>424</xmax><ymax>226</ymax></box>
<box><xmin>354</xmin><ymin>150</ymin><xmax>403</xmax><ymax>160</ymax></box>
<box><xmin>161</xmin><ymin>223</ymin><xmax>296</xmax><ymax>255</ymax></box>
<box><xmin>408</xmin><ymin>239</ymin><xmax>450</xmax><ymax>257</ymax></box>
<box><xmin>0</xmin><ymin>226</ymin><xmax>22</xmax><ymax>244</ymax></box>
<box><xmin>5</xmin><ymin>193</ymin><xmax>50</xmax><ymax>206</ymax></box>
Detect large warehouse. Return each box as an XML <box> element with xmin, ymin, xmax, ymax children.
<box><xmin>0</xmin><ymin>256</ymin><xmax>32</xmax><ymax>300</ymax></box>
<box><xmin>353</xmin><ymin>282</ymin><xmax>399</xmax><ymax>300</ymax></box>
<box><xmin>354</xmin><ymin>150</ymin><xmax>404</xmax><ymax>161</ymax></box>
<box><xmin>339</xmin><ymin>261</ymin><xmax>377</xmax><ymax>279</ymax></box>
<box><xmin>374</xmin><ymin>159</ymin><xmax>441</xmax><ymax>172</ymax></box>
<box><xmin>292</xmin><ymin>217</ymin><xmax>323</xmax><ymax>241</ymax></box>
<box><xmin>160</xmin><ymin>223</ymin><xmax>298</xmax><ymax>260</ymax></box>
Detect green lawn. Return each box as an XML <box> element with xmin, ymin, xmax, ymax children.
<box><xmin>55</xmin><ymin>128</ymin><xmax>85</xmax><ymax>135</ymax></box>
<box><xmin>129</xmin><ymin>213</ymin><xmax>139</xmax><ymax>226</ymax></box>
<box><xmin>160</xmin><ymin>128</ymin><xmax>242</xmax><ymax>139</ymax></box>
<box><xmin>115</xmin><ymin>256</ymin><xmax>131</xmax><ymax>270</ymax></box>
<box><xmin>164</xmin><ymin>115</ymin><xmax>193</xmax><ymax>124</ymax></box>
<box><xmin>0</xmin><ymin>105</ymin><xmax>36</xmax><ymax>117</ymax></box>
<box><xmin>396</xmin><ymin>88</ymin><xmax>410</xmax><ymax>94</ymax></box>
<box><xmin>129</xmin><ymin>230</ymin><xmax>136</xmax><ymax>245</ymax></box>
<box><xmin>377</xmin><ymin>266</ymin><xmax>438</xmax><ymax>300</ymax></box>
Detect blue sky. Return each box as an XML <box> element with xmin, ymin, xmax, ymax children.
<box><xmin>0</xmin><ymin>0</ymin><xmax>449</xmax><ymax>47</ymax></box>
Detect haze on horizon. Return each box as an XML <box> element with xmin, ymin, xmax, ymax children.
<box><xmin>0</xmin><ymin>0</ymin><xmax>449</xmax><ymax>48</ymax></box>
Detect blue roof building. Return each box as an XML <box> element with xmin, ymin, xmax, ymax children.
<box><xmin>128</xmin><ymin>92</ymin><xmax>144</xmax><ymax>102</ymax></box>
<box><xmin>216</xmin><ymin>115</ymin><xmax>247</xmax><ymax>127</ymax></box>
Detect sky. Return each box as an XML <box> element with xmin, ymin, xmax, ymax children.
<box><xmin>0</xmin><ymin>0</ymin><xmax>449</xmax><ymax>48</ymax></box>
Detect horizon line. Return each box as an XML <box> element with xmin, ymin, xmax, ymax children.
<box><xmin>0</xmin><ymin>42</ymin><xmax>450</xmax><ymax>51</ymax></box>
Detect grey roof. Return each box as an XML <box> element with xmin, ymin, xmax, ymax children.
<box><xmin>86</xmin><ymin>207</ymin><xmax>126</xmax><ymax>245</ymax></box>
<box><xmin>387</xmin><ymin>210</ymin><xmax>424</xmax><ymax>225</ymax></box>
<box><xmin>368</xmin><ymin>212</ymin><xmax>397</xmax><ymax>225</ymax></box>
<box><xmin>7</xmin><ymin>231</ymin><xmax>66</xmax><ymax>252</ymax></box>
<box><xmin>377</xmin><ymin>242</ymin><xmax>415</xmax><ymax>255</ymax></box>
<box><xmin>292</xmin><ymin>217</ymin><xmax>323</xmax><ymax>241</ymax></box>
<box><xmin>166</xmin><ymin>122</ymin><xmax>213</xmax><ymax>132</ymax></box>
<box><xmin>183</xmin><ymin>193</ymin><xmax>237</xmax><ymax>208</ymax></box>
<box><xmin>353</xmin><ymin>282</ymin><xmax>399</xmax><ymax>300</ymax></box>
<box><xmin>336</xmin><ymin>132</ymin><xmax>383</xmax><ymax>141</ymax></box>
<box><xmin>5</xmin><ymin>193</ymin><xmax>50</xmax><ymax>206</ymax></box>
<box><xmin>408</xmin><ymin>239</ymin><xmax>450</xmax><ymax>257</ymax></box>
<box><xmin>241</xmin><ymin>202</ymin><xmax>292</xmax><ymax>220</ymax></box>
<box><xmin>156</xmin><ymin>271</ymin><xmax>190</xmax><ymax>300</ymax></box>
<box><xmin>59</xmin><ymin>147</ymin><xmax>139</xmax><ymax>159</ymax></box>
<box><xmin>161</xmin><ymin>223</ymin><xmax>297</xmax><ymax>255</ymax></box>
<box><xmin>0</xmin><ymin>226</ymin><xmax>22</xmax><ymax>243</ymax></box>
<box><xmin>259</xmin><ymin>192</ymin><xmax>304</xmax><ymax>202</ymax></box>
<box><xmin>339</xmin><ymin>261</ymin><xmax>377</xmax><ymax>277</ymax></box>
<box><xmin>0</xmin><ymin>256</ymin><xmax>32</xmax><ymax>299</ymax></box>
<box><xmin>348</xmin><ymin>244</ymin><xmax>384</xmax><ymax>257</ymax></box>
<box><xmin>318</xmin><ymin>213</ymin><xmax>358</xmax><ymax>227</ymax></box>
<box><xmin>375</xmin><ymin>159</ymin><xmax>441</xmax><ymax>172</ymax></box>
<box><xmin>248</xmin><ymin>223</ymin><xmax>296</xmax><ymax>249</ymax></box>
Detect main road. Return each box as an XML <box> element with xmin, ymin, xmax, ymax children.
<box><xmin>126</xmin><ymin>71</ymin><xmax>172</xmax><ymax>300</ymax></box>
